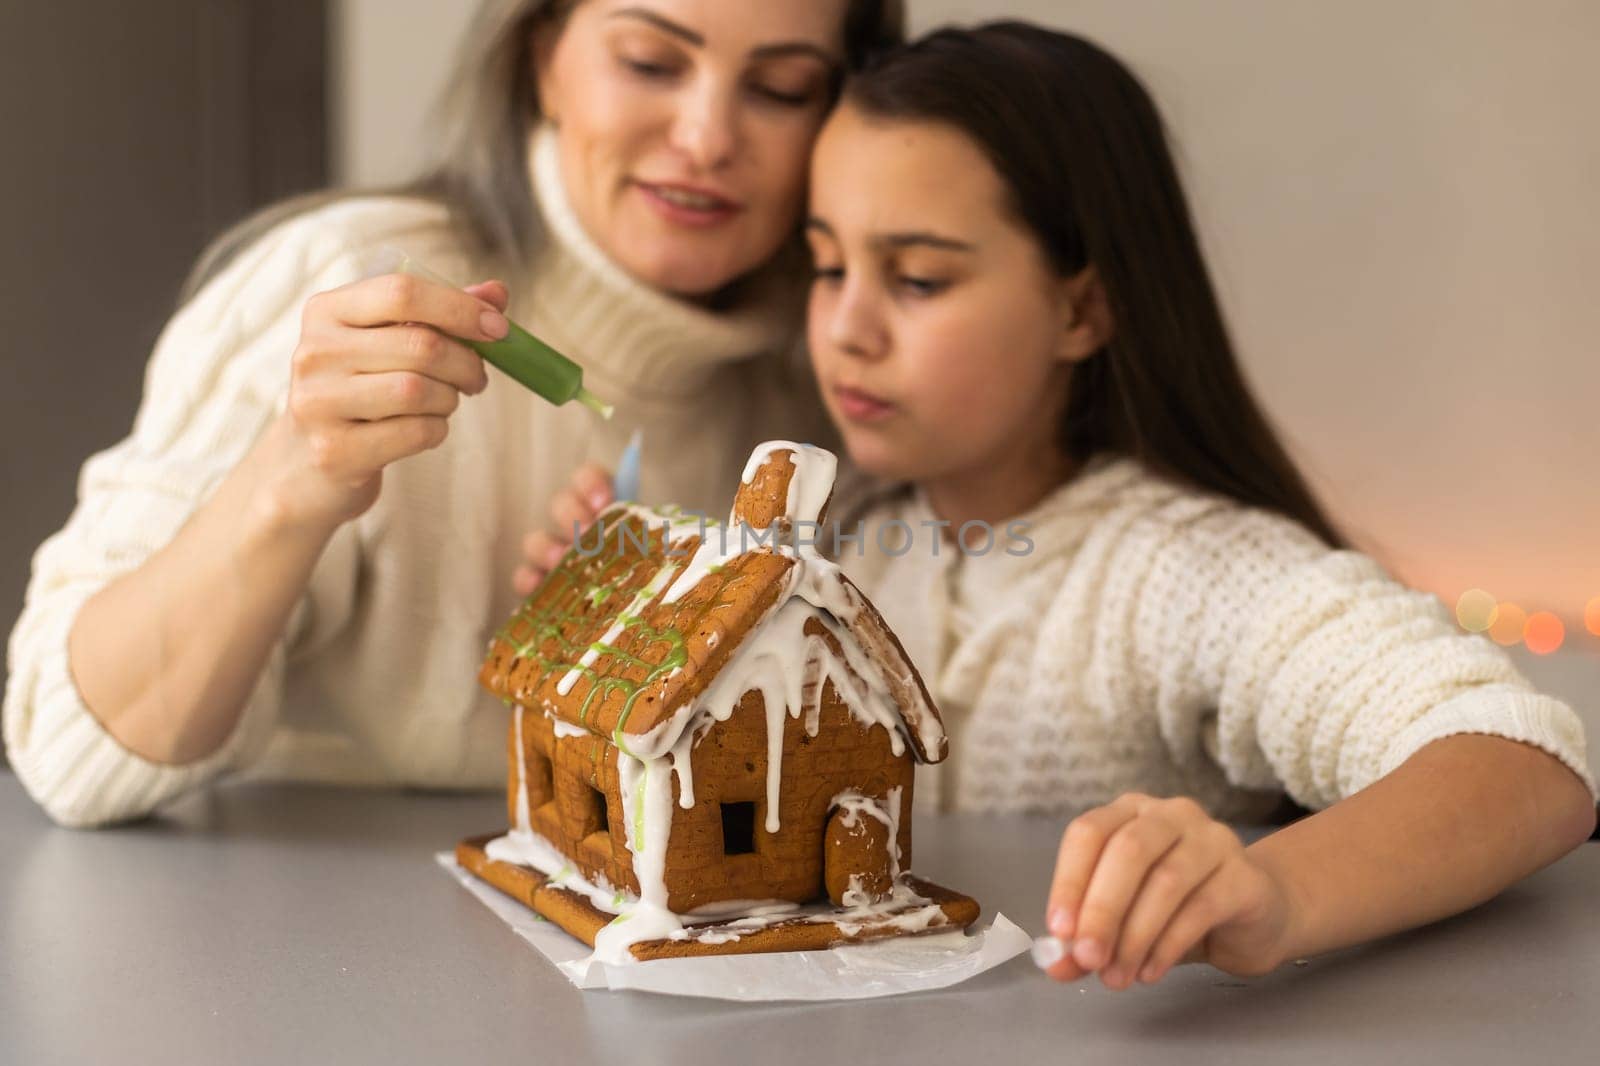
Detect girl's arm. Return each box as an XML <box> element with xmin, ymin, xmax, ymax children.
<box><xmin>1041</xmin><ymin>734</ymin><xmax>1595</xmax><ymax>989</ymax></box>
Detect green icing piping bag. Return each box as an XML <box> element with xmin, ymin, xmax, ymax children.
<box><xmin>382</xmin><ymin>247</ymin><xmax>613</xmax><ymax>419</ymax></box>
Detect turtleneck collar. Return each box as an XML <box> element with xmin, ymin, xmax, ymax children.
<box><xmin>521</xmin><ymin>122</ymin><xmax>801</xmax><ymax>398</ymax></box>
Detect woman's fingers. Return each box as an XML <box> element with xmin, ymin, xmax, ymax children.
<box><xmin>303</xmin><ymin>415</ymin><xmax>450</xmax><ymax>485</ymax></box>
<box><xmin>462</xmin><ymin>279</ymin><xmax>510</xmax><ymax>313</ymax></box>
<box><xmin>346</xmin><ymin>324</ymin><xmax>490</xmax><ymax>395</ymax></box>
<box><xmin>302</xmin><ymin>370</ymin><xmax>466</xmax><ymax>424</ymax></box>
<box><xmin>324</xmin><ymin>272</ymin><xmax>510</xmax><ymax>341</ymax></box>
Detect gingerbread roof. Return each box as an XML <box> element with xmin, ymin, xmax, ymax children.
<box><xmin>479</xmin><ymin>443</ymin><xmax>947</xmax><ymax>764</ymax></box>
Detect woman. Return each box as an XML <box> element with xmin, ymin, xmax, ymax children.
<box><xmin>2</xmin><ymin>0</ymin><xmax>901</xmax><ymax>827</ymax></box>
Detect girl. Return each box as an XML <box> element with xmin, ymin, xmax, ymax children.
<box><xmin>537</xmin><ymin>22</ymin><xmax>1595</xmax><ymax>989</ymax></box>
<box><xmin>3</xmin><ymin>0</ymin><xmax>901</xmax><ymax>828</ymax></box>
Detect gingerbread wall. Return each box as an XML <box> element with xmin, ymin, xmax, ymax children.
<box><xmin>507</xmin><ymin>677</ymin><xmax>914</xmax><ymax>913</ymax></box>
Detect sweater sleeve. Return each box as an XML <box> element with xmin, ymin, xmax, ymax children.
<box><xmin>1090</xmin><ymin>500</ymin><xmax>1595</xmax><ymax>811</ymax></box>
<box><xmin>0</xmin><ymin>201</ymin><xmax>425</xmax><ymax>828</ymax></box>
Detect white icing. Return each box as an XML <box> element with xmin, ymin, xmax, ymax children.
<box><xmin>556</xmin><ymin>561</ymin><xmax>681</xmax><ymax>698</ymax></box>
<box><xmin>681</xmin><ymin>899</ymin><xmax>802</xmax><ymax>920</ymax></box>
<box><xmin>545</xmin><ymin>708</ymin><xmax>587</xmax><ymax>740</ymax></box>
<box><xmin>484</xmin><ymin>828</ymin><xmax>636</xmax><ymax>913</ymax></box>
<box><xmin>512</xmin><ymin>706</ymin><xmax>530</xmax><ymax>832</ymax></box>
<box><xmin>592</xmin><ymin>751</ymin><xmax>684</xmax><ymax>963</ymax></box>
<box><xmin>485</xmin><ymin>823</ymin><xmax>950</xmax><ymax>958</ymax></box>
<box><xmin>738</xmin><ymin>440</ymin><xmax>838</xmax><ymax>527</ymax></box>
<box><xmin>509</xmin><ymin>443</ymin><xmax>954</xmax><ymax>962</ymax></box>
<box><xmin>1031</xmin><ymin>935</ymin><xmax>1070</xmax><ymax>969</ymax></box>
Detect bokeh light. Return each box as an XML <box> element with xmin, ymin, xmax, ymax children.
<box><xmin>1523</xmin><ymin>612</ymin><xmax>1565</xmax><ymax>655</ymax></box>
<box><xmin>1487</xmin><ymin>603</ymin><xmax>1527</xmax><ymax>646</ymax></box>
<box><xmin>1454</xmin><ymin>589</ymin><xmax>1499</xmax><ymax>633</ymax></box>
<box><xmin>1586</xmin><ymin>597</ymin><xmax>1600</xmax><ymax>638</ymax></box>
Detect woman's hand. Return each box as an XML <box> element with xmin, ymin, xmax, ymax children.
<box><xmin>1041</xmin><ymin>793</ymin><xmax>1298</xmax><ymax>989</ymax></box>
<box><xmin>513</xmin><ymin>463</ymin><xmax>615</xmax><ymax>596</ymax></box>
<box><xmin>273</xmin><ymin>273</ymin><xmax>511</xmax><ymax>532</ymax></box>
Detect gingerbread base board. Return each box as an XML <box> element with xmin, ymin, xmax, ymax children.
<box><xmin>455</xmin><ymin>834</ymin><xmax>981</xmax><ymax>961</ymax></box>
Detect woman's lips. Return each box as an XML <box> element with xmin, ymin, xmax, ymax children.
<box><xmin>832</xmin><ymin>384</ymin><xmax>896</xmax><ymax>423</ymax></box>
<box><xmin>634</xmin><ymin>180</ymin><xmax>743</xmax><ymax>228</ymax></box>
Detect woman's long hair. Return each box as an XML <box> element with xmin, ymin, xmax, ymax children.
<box><xmin>845</xmin><ymin>22</ymin><xmax>1343</xmax><ymax>546</ymax></box>
<box><xmin>181</xmin><ymin>0</ymin><xmax>904</xmax><ymax>302</ymax></box>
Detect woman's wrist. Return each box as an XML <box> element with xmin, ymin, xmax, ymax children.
<box><xmin>248</xmin><ymin>411</ymin><xmax>367</xmax><ymax>543</ymax></box>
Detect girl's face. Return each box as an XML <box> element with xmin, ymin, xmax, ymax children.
<box><xmin>806</xmin><ymin>103</ymin><xmax>1091</xmax><ymax>497</ymax></box>
<box><xmin>538</xmin><ymin>0</ymin><xmax>846</xmax><ymax>297</ymax></box>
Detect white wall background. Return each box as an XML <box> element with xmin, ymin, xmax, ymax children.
<box><xmin>332</xmin><ymin>2</ymin><xmax>1600</xmax><ymax>696</ymax></box>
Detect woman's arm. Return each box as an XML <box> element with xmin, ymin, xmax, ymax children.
<box><xmin>1041</xmin><ymin>735</ymin><xmax>1595</xmax><ymax>989</ymax></box>
<box><xmin>68</xmin><ymin>275</ymin><xmax>507</xmax><ymax>767</ymax></box>
<box><xmin>67</xmin><ymin>413</ymin><xmax>342</xmax><ymax>765</ymax></box>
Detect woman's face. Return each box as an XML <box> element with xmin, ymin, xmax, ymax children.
<box><xmin>538</xmin><ymin>0</ymin><xmax>847</xmax><ymax>297</ymax></box>
<box><xmin>806</xmin><ymin>103</ymin><xmax>1084</xmax><ymax>492</ymax></box>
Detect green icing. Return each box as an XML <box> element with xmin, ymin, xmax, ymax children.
<box><xmin>631</xmin><ymin>771</ymin><xmax>647</xmax><ymax>848</ymax></box>
<box><xmin>493</xmin><ymin>514</ymin><xmax>695</xmax><ymax>749</ymax></box>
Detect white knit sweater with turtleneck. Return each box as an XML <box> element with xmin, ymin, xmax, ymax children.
<box><xmin>845</xmin><ymin>456</ymin><xmax>1595</xmax><ymax>818</ymax></box>
<box><xmin>4</xmin><ymin>125</ymin><xmax>826</xmax><ymax>828</ymax></box>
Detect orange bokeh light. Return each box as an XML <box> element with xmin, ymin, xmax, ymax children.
<box><xmin>1586</xmin><ymin>597</ymin><xmax>1600</xmax><ymax>638</ymax></box>
<box><xmin>1523</xmin><ymin>612</ymin><xmax>1564</xmax><ymax>655</ymax></box>
<box><xmin>1454</xmin><ymin>588</ymin><xmax>1498</xmax><ymax>632</ymax></box>
<box><xmin>1488</xmin><ymin>603</ymin><xmax>1527</xmax><ymax>646</ymax></box>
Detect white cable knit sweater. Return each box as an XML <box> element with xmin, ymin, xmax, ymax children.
<box><xmin>844</xmin><ymin>456</ymin><xmax>1595</xmax><ymax>818</ymax></box>
<box><xmin>3</xmin><ymin>125</ymin><xmax>824</xmax><ymax>827</ymax></box>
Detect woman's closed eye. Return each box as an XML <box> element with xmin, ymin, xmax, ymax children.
<box><xmin>748</xmin><ymin>78</ymin><xmax>822</xmax><ymax>108</ymax></box>
<box><xmin>811</xmin><ymin>263</ymin><xmax>845</xmax><ymax>284</ymax></box>
<box><xmin>619</xmin><ymin>54</ymin><xmax>680</xmax><ymax>80</ymax></box>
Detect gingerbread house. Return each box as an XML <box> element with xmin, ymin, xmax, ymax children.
<box><xmin>456</xmin><ymin>442</ymin><xmax>977</xmax><ymax>961</ymax></box>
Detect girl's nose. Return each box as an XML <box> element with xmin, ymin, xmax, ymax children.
<box><xmin>828</xmin><ymin>281</ymin><xmax>889</xmax><ymax>362</ymax></box>
<box><xmin>670</xmin><ymin>83</ymin><xmax>737</xmax><ymax>172</ymax></box>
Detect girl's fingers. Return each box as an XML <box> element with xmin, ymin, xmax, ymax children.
<box><xmin>512</xmin><ymin>564</ymin><xmax>545</xmax><ymax>598</ymax></box>
<box><xmin>571</xmin><ymin>462</ymin><xmax>616</xmax><ymax>513</ymax></box>
<box><xmin>1043</xmin><ymin>950</ymin><xmax>1090</xmax><ymax>984</ymax></box>
<box><xmin>1138</xmin><ymin>861</ymin><xmax>1245</xmax><ymax>985</ymax></box>
<box><xmin>521</xmin><ymin>529</ymin><xmax>570</xmax><ymax>572</ymax></box>
<box><xmin>550</xmin><ymin>487</ymin><xmax>596</xmax><ymax>540</ymax></box>
<box><xmin>325</xmin><ymin>273</ymin><xmax>510</xmax><ymax>341</ymax></box>
<box><xmin>1046</xmin><ymin>794</ymin><xmax>1147</xmax><ymax>941</ymax></box>
<box><xmin>1103</xmin><ymin>834</ymin><xmax>1226</xmax><ymax>988</ymax></box>
<box><xmin>1072</xmin><ymin>809</ymin><xmax>1184</xmax><ymax>975</ymax></box>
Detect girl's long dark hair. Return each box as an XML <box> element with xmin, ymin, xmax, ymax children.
<box><xmin>846</xmin><ymin>22</ymin><xmax>1343</xmax><ymax>546</ymax></box>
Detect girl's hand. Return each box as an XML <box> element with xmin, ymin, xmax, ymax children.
<box><xmin>513</xmin><ymin>463</ymin><xmax>615</xmax><ymax>596</ymax></box>
<box><xmin>1042</xmin><ymin>793</ymin><xmax>1297</xmax><ymax>989</ymax></box>
<box><xmin>274</xmin><ymin>273</ymin><xmax>510</xmax><ymax>532</ymax></box>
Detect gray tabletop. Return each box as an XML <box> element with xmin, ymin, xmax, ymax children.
<box><xmin>2</xmin><ymin>772</ymin><xmax>1596</xmax><ymax>1065</ymax></box>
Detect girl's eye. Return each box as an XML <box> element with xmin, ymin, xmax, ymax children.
<box><xmin>897</xmin><ymin>275</ymin><xmax>948</xmax><ymax>297</ymax></box>
<box><xmin>811</xmin><ymin>265</ymin><xmax>844</xmax><ymax>284</ymax></box>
